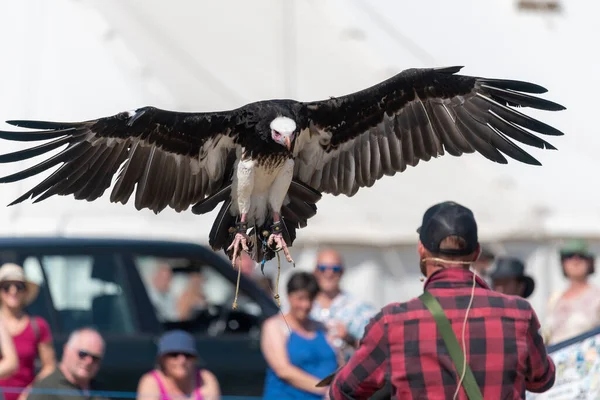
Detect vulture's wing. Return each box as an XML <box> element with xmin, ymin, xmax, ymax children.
<box><xmin>0</xmin><ymin>106</ymin><xmax>245</xmax><ymax>213</ymax></box>
<box><xmin>293</xmin><ymin>66</ymin><xmax>565</xmax><ymax>196</ymax></box>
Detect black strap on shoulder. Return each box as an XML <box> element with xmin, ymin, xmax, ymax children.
<box><xmin>419</xmin><ymin>291</ymin><xmax>483</xmax><ymax>400</ymax></box>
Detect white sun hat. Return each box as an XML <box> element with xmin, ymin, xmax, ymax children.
<box><xmin>0</xmin><ymin>263</ymin><xmax>40</xmax><ymax>306</ymax></box>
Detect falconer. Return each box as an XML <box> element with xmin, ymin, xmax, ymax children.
<box><xmin>328</xmin><ymin>201</ymin><xmax>555</xmax><ymax>399</ymax></box>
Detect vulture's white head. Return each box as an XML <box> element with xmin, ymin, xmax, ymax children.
<box><xmin>270</xmin><ymin>116</ymin><xmax>296</xmax><ymax>151</ymax></box>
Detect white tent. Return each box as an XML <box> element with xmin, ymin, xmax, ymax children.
<box><xmin>341</xmin><ymin>0</ymin><xmax>600</xmax><ymax>238</ymax></box>
<box><xmin>279</xmin><ymin>0</ymin><xmax>600</xmax><ymax>321</ymax></box>
<box><xmin>0</xmin><ymin>0</ymin><xmax>597</xmax><ymax>322</ymax></box>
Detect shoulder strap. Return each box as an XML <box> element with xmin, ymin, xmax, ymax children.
<box><xmin>278</xmin><ymin>317</ymin><xmax>291</xmax><ymax>338</ymax></box>
<box><xmin>195</xmin><ymin>369</ymin><xmax>204</xmax><ymax>400</ymax></box>
<box><xmin>419</xmin><ymin>291</ymin><xmax>483</xmax><ymax>400</ymax></box>
<box><xmin>30</xmin><ymin>316</ymin><xmax>39</xmax><ymax>343</ymax></box>
<box><xmin>151</xmin><ymin>370</ymin><xmax>170</xmax><ymax>398</ymax></box>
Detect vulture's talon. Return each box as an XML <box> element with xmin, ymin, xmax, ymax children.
<box><xmin>227</xmin><ymin>232</ymin><xmax>249</xmax><ymax>266</ymax></box>
<box><xmin>268</xmin><ymin>232</ymin><xmax>293</xmax><ymax>264</ymax></box>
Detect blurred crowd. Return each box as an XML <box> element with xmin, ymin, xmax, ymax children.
<box><xmin>472</xmin><ymin>238</ymin><xmax>600</xmax><ymax>347</ymax></box>
<box><xmin>0</xmin><ymin>237</ymin><xmax>596</xmax><ymax>399</ymax></box>
<box><xmin>257</xmin><ymin>239</ymin><xmax>600</xmax><ymax>398</ymax></box>
<box><xmin>0</xmin><ymin>261</ymin><xmax>221</xmax><ymax>400</ymax></box>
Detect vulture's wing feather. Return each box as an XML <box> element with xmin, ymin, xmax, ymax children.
<box><xmin>293</xmin><ymin>66</ymin><xmax>565</xmax><ymax>196</ymax></box>
<box><xmin>0</xmin><ymin>106</ymin><xmax>245</xmax><ymax>213</ymax></box>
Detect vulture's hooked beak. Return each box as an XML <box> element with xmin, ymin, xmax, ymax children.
<box><xmin>284</xmin><ymin>136</ymin><xmax>291</xmax><ymax>151</ymax></box>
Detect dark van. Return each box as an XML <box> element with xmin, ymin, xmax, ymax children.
<box><xmin>0</xmin><ymin>237</ymin><xmax>278</xmax><ymax>398</ymax></box>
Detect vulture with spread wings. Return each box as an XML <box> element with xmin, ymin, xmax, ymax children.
<box><xmin>0</xmin><ymin>66</ymin><xmax>565</xmax><ymax>297</ymax></box>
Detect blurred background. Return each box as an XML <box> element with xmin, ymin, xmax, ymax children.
<box><xmin>0</xmin><ymin>0</ymin><xmax>595</xmax><ymax>398</ymax></box>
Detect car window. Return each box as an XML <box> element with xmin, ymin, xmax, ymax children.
<box><xmin>21</xmin><ymin>257</ymin><xmax>52</xmax><ymax>324</ymax></box>
<box><xmin>28</xmin><ymin>254</ymin><xmax>135</xmax><ymax>335</ymax></box>
<box><xmin>134</xmin><ymin>255</ymin><xmax>263</xmax><ymax>333</ymax></box>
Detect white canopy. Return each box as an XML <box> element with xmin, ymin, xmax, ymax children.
<box><xmin>0</xmin><ymin>0</ymin><xmax>570</xmax><ymax>244</ymax></box>
<box><xmin>340</xmin><ymin>0</ymin><xmax>600</xmax><ymax>239</ymax></box>
<box><xmin>0</xmin><ymin>0</ymin><xmax>596</xmax><ymax>317</ymax></box>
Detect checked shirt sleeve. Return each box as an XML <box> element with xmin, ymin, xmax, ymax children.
<box><xmin>524</xmin><ymin>306</ymin><xmax>556</xmax><ymax>393</ymax></box>
<box><xmin>329</xmin><ymin>310</ymin><xmax>389</xmax><ymax>399</ymax></box>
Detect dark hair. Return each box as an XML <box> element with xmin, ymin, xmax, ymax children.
<box><xmin>438</xmin><ymin>236</ymin><xmax>469</xmax><ymax>252</ymax></box>
<box><xmin>424</xmin><ymin>235</ymin><xmax>477</xmax><ymax>263</ymax></box>
<box><xmin>286</xmin><ymin>272</ymin><xmax>319</xmax><ymax>300</ymax></box>
<box><xmin>561</xmin><ymin>255</ymin><xmax>595</xmax><ymax>277</ymax></box>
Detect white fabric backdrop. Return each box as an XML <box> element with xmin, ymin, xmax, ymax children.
<box><xmin>0</xmin><ymin>0</ymin><xmax>597</xmax><ymax>324</ymax></box>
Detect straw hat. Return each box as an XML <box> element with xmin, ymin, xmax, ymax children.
<box><xmin>0</xmin><ymin>263</ymin><xmax>40</xmax><ymax>306</ymax></box>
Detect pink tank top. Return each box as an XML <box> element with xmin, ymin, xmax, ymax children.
<box><xmin>150</xmin><ymin>369</ymin><xmax>204</xmax><ymax>400</ymax></box>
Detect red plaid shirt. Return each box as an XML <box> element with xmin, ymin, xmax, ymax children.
<box><xmin>329</xmin><ymin>268</ymin><xmax>555</xmax><ymax>399</ymax></box>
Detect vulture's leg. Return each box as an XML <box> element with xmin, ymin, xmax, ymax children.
<box><xmin>228</xmin><ymin>217</ymin><xmax>249</xmax><ymax>310</ymax></box>
<box><xmin>268</xmin><ymin>213</ymin><xmax>294</xmax><ymax>264</ymax></box>
<box><xmin>229</xmin><ymin>158</ymin><xmax>253</xmax><ymax>268</ymax></box>
<box><xmin>227</xmin><ymin>218</ymin><xmax>249</xmax><ymax>267</ymax></box>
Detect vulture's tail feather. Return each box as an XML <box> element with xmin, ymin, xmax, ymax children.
<box><xmin>209</xmin><ymin>200</ymin><xmax>234</xmax><ymax>253</ymax></box>
<box><xmin>191</xmin><ymin>184</ymin><xmax>232</xmax><ymax>215</ymax></box>
<box><xmin>288</xmin><ymin>180</ymin><xmax>322</xmax><ymax>204</ymax></box>
<box><xmin>210</xmin><ymin>179</ymin><xmax>322</xmax><ymax>263</ymax></box>
<box><xmin>252</xmin><ymin>216</ymin><xmax>297</xmax><ymax>264</ymax></box>
<box><xmin>252</xmin><ymin>182</ymin><xmax>321</xmax><ymax>263</ymax></box>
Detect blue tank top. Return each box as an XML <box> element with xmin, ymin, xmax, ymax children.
<box><xmin>262</xmin><ymin>326</ymin><xmax>338</xmax><ymax>399</ymax></box>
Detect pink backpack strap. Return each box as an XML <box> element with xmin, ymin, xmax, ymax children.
<box><xmin>151</xmin><ymin>370</ymin><xmax>170</xmax><ymax>400</ymax></box>
<box><xmin>195</xmin><ymin>369</ymin><xmax>204</xmax><ymax>400</ymax></box>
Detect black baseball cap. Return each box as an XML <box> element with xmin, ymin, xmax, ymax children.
<box><xmin>416</xmin><ymin>201</ymin><xmax>478</xmax><ymax>256</ymax></box>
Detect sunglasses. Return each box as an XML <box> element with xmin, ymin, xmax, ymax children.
<box><xmin>0</xmin><ymin>282</ymin><xmax>26</xmax><ymax>292</ymax></box>
<box><xmin>561</xmin><ymin>252</ymin><xmax>591</xmax><ymax>260</ymax></box>
<box><xmin>317</xmin><ymin>264</ymin><xmax>343</xmax><ymax>273</ymax></box>
<box><xmin>165</xmin><ymin>352</ymin><xmax>195</xmax><ymax>360</ymax></box>
<box><xmin>78</xmin><ymin>350</ymin><xmax>102</xmax><ymax>363</ymax></box>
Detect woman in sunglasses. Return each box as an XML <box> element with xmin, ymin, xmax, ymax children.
<box><xmin>544</xmin><ymin>239</ymin><xmax>600</xmax><ymax>345</ymax></box>
<box><xmin>0</xmin><ymin>263</ymin><xmax>55</xmax><ymax>400</ymax></box>
<box><xmin>136</xmin><ymin>329</ymin><xmax>221</xmax><ymax>400</ymax></box>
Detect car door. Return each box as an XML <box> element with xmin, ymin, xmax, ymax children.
<box><xmin>130</xmin><ymin>253</ymin><xmax>275</xmax><ymax>396</ymax></box>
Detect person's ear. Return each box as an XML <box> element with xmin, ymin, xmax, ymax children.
<box><xmin>473</xmin><ymin>244</ymin><xmax>482</xmax><ymax>262</ymax></box>
<box><xmin>417</xmin><ymin>241</ymin><xmax>426</xmax><ymax>258</ymax></box>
